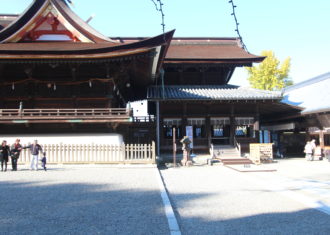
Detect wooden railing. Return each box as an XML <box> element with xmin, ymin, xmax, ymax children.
<box><xmin>133</xmin><ymin>116</ymin><xmax>155</xmax><ymax>122</ymax></box>
<box><xmin>0</xmin><ymin>108</ymin><xmax>132</xmax><ymax>121</ymax></box>
<box><xmin>18</xmin><ymin>142</ymin><xmax>156</xmax><ymax>164</ymax></box>
<box><xmin>234</xmin><ymin>137</ymin><xmax>241</xmax><ymax>157</ymax></box>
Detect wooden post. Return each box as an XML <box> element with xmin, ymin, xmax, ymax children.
<box><xmin>319</xmin><ymin>130</ymin><xmax>325</xmax><ymax>149</ymax></box>
<box><xmin>152</xmin><ymin>141</ymin><xmax>156</xmax><ymax>163</ymax></box>
<box><xmin>205</xmin><ymin>115</ymin><xmax>211</xmax><ymax>148</ymax></box>
<box><xmin>156</xmin><ymin>101</ymin><xmax>160</xmax><ymax>157</ymax></box>
<box><xmin>254</xmin><ymin>105</ymin><xmax>260</xmax><ymax>141</ymax></box>
<box><xmin>173</xmin><ymin>127</ymin><xmax>176</xmax><ymax>167</ymax></box>
<box><xmin>229</xmin><ymin>105</ymin><xmax>235</xmax><ymax>146</ymax></box>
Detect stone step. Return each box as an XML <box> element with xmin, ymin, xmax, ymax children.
<box><xmin>220</xmin><ymin>158</ymin><xmax>253</xmax><ymax>165</ymax></box>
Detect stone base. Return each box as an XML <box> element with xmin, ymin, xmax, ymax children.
<box><xmin>181</xmin><ymin>159</ymin><xmax>193</xmax><ymax>167</ymax></box>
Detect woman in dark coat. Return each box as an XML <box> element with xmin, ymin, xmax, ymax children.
<box><xmin>0</xmin><ymin>140</ymin><xmax>10</xmax><ymax>172</ymax></box>
<box><xmin>10</xmin><ymin>139</ymin><xmax>22</xmax><ymax>171</ymax></box>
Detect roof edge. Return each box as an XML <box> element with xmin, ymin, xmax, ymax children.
<box><xmin>285</xmin><ymin>71</ymin><xmax>330</xmax><ymax>92</ymax></box>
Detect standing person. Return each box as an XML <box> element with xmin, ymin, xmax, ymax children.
<box><xmin>26</xmin><ymin>140</ymin><xmax>43</xmax><ymax>171</ymax></box>
<box><xmin>310</xmin><ymin>139</ymin><xmax>316</xmax><ymax>158</ymax></box>
<box><xmin>40</xmin><ymin>152</ymin><xmax>47</xmax><ymax>171</ymax></box>
<box><xmin>0</xmin><ymin>140</ymin><xmax>10</xmax><ymax>171</ymax></box>
<box><xmin>304</xmin><ymin>141</ymin><xmax>313</xmax><ymax>161</ymax></box>
<box><xmin>10</xmin><ymin>139</ymin><xmax>23</xmax><ymax>171</ymax></box>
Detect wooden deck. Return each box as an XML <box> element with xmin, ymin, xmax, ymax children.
<box><xmin>0</xmin><ymin>108</ymin><xmax>133</xmax><ymax>123</ymax></box>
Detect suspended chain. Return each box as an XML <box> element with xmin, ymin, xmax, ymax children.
<box><xmin>228</xmin><ymin>0</ymin><xmax>249</xmax><ymax>52</ymax></box>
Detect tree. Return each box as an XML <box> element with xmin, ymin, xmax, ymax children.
<box><xmin>246</xmin><ymin>50</ymin><xmax>292</xmax><ymax>90</ymax></box>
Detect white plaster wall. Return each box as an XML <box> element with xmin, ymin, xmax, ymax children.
<box><xmin>0</xmin><ymin>133</ymin><xmax>124</xmax><ymax>146</ymax></box>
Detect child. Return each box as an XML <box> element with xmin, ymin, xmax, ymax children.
<box><xmin>40</xmin><ymin>152</ymin><xmax>47</xmax><ymax>171</ymax></box>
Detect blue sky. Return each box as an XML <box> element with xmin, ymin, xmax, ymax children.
<box><xmin>2</xmin><ymin>0</ymin><xmax>330</xmax><ymax>86</ymax></box>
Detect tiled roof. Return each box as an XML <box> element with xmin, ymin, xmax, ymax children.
<box><xmin>283</xmin><ymin>72</ymin><xmax>330</xmax><ymax>114</ymax></box>
<box><xmin>111</xmin><ymin>37</ymin><xmax>265</xmax><ymax>64</ymax></box>
<box><xmin>165</xmin><ymin>39</ymin><xmax>264</xmax><ymax>62</ymax></box>
<box><xmin>147</xmin><ymin>85</ymin><xmax>282</xmax><ymax>101</ymax></box>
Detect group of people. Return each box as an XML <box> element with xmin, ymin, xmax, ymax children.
<box><xmin>0</xmin><ymin>139</ymin><xmax>46</xmax><ymax>171</ymax></box>
<box><xmin>304</xmin><ymin>139</ymin><xmax>322</xmax><ymax>161</ymax></box>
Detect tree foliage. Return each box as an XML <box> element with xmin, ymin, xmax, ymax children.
<box><xmin>246</xmin><ymin>50</ymin><xmax>292</xmax><ymax>90</ymax></box>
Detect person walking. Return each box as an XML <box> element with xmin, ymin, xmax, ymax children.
<box><xmin>311</xmin><ymin>139</ymin><xmax>316</xmax><ymax>157</ymax></box>
<box><xmin>304</xmin><ymin>141</ymin><xmax>313</xmax><ymax>161</ymax></box>
<box><xmin>10</xmin><ymin>139</ymin><xmax>22</xmax><ymax>171</ymax></box>
<box><xmin>0</xmin><ymin>140</ymin><xmax>10</xmax><ymax>171</ymax></box>
<box><xmin>26</xmin><ymin>140</ymin><xmax>43</xmax><ymax>171</ymax></box>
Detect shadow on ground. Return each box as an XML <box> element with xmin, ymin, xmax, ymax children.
<box><xmin>173</xmin><ymin>208</ymin><xmax>330</xmax><ymax>235</ymax></box>
<box><xmin>1</xmin><ymin>166</ymin><xmax>330</xmax><ymax>235</ymax></box>
<box><xmin>0</xmin><ymin>180</ymin><xmax>171</xmax><ymax>235</ymax></box>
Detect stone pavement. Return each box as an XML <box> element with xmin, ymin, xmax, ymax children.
<box><xmin>160</xmin><ymin>158</ymin><xmax>330</xmax><ymax>235</ymax></box>
<box><xmin>1</xmin><ymin>159</ymin><xmax>329</xmax><ymax>235</ymax></box>
<box><xmin>247</xmin><ymin>158</ymin><xmax>330</xmax><ymax>213</ymax></box>
<box><xmin>0</xmin><ymin>165</ymin><xmax>170</xmax><ymax>235</ymax></box>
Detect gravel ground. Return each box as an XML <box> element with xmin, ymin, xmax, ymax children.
<box><xmin>160</xmin><ymin>160</ymin><xmax>330</xmax><ymax>235</ymax></box>
<box><xmin>0</xmin><ymin>165</ymin><xmax>170</xmax><ymax>235</ymax></box>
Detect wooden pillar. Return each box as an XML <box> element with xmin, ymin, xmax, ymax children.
<box><xmin>229</xmin><ymin>104</ymin><xmax>235</xmax><ymax>145</ymax></box>
<box><xmin>206</xmin><ymin>104</ymin><xmax>211</xmax><ymax>147</ymax></box>
<box><xmin>200</xmin><ymin>67</ymin><xmax>206</xmax><ymax>85</ymax></box>
<box><xmin>156</xmin><ymin>101</ymin><xmax>161</xmax><ymax>157</ymax></box>
<box><xmin>178</xmin><ymin>68</ymin><xmax>184</xmax><ymax>85</ymax></box>
<box><xmin>254</xmin><ymin>104</ymin><xmax>260</xmax><ymax>142</ymax></box>
<box><xmin>182</xmin><ymin>103</ymin><xmax>188</xmax><ymax>133</ymax></box>
<box><xmin>319</xmin><ymin>130</ymin><xmax>325</xmax><ymax>148</ymax></box>
<box><xmin>206</xmin><ymin>117</ymin><xmax>211</xmax><ymax>147</ymax></box>
<box><xmin>0</xmin><ymin>64</ymin><xmax>4</xmax><ymax>107</ymax></box>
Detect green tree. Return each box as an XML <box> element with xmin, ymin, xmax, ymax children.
<box><xmin>246</xmin><ymin>50</ymin><xmax>292</xmax><ymax>90</ymax></box>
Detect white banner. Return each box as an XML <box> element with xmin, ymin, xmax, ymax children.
<box><xmin>186</xmin><ymin>126</ymin><xmax>194</xmax><ymax>148</ymax></box>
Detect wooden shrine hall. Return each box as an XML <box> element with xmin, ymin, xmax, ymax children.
<box><xmin>0</xmin><ymin>0</ymin><xmax>301</xmax><ymax>156</ymax></box>
<box><xmin>0</xmin><ymin>0</ymin><xmax>173</xmax><ymax>136</ymax></box>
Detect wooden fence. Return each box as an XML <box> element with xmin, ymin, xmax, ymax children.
<box><xmin>18</xmin><ymin>142</ymin><xmax>156</xmax><ymax>164</ymax></box>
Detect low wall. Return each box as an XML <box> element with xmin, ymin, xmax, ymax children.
<box><xmin>18</xmin><ymin>142</ymin><xmax>155</xmax><ymax>164</ymax></box>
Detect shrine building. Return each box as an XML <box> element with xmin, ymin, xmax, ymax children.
<box><xmin>0</xmin><ymin>0</ymin><xmax>306</xmax><ymax>158</ymax></box>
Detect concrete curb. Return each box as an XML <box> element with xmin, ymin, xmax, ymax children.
<box><xmin>155</xmin><ymin>168</ymin><xmax>181</xmax><ymax>235</ymax></box>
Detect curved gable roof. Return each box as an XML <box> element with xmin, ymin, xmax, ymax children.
<box><xmin>0</xmin><ymin>0</ymin><xmax>115</xmax><ymax>43</ymax></box>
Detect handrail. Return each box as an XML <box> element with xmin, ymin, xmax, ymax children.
<box><xmin>133</xmin><ymin>116</ymin><xmax>155</xmax><ymax>122</ymax></box>
<box><xmin>234</xmin><ymin>137</ymin><xmax>241</xmax><ymax>157</ymax></box>
<box><xmin>0</xmin><ymin>108</ymin><xmax>132</xmax><ymax>120</ymax></box>
<box><xmin>209</xmin><ymin>143</ymin><xmax>214</xmax><ymax>158</ymax></box>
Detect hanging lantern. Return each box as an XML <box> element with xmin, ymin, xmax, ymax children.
<box><xmin>12</xmin><ymin>83</ymin><xmax>15</xmax><ymax>90</ymax></box>
<box><xmin>47</xmin><ymin>83</ymin><xmax>52</xmax><ymax>88</ymax></box>
<box><xmin>53</xmin><ymin>83</ymin><xmax>56</xmax><ymax>91</ymax></box>
<box><xmin>89</xmin><ymin>80</ymin><xmax>92</xmax><ymax>87</ymax></box>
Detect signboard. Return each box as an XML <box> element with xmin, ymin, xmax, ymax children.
<box><xmin>186</xmin><ymin>126</ymin><xmax>194</xmax><ymax>148</ymax></box>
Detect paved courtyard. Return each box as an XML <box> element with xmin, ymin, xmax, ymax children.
<box><xmin>0</xmin><ymin>159</ymin><xmax>329</xmax><ymax>235</ymax></box>
<box><xmin>160</xmin><ymin>158</ymin><xmax>330</xmax><ymax>235</ymax></box>
<box><xmin>0</xmin><ymin>165</ymin><xmax>169</xmax><ymax>235</ymax></box>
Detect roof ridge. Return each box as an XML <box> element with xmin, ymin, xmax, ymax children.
<box><xmin>285</xmin><ymin>71</ymin><xmax>330</xmax><ymax>92</ymax></box>
<box><xmin>152</xmin><ymin>85</ymin><xmax>238</xmax><ymax>88</ymax></box>
<box><xmin>147</xmin><ymin>85</ymin><xmax>283</xmax><ymax>100</ymax></box>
